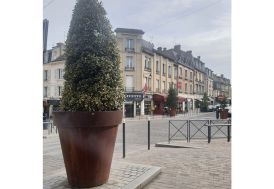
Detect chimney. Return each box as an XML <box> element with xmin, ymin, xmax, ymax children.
<box><xmin>163</xmin><ymin>47</ymin><xmax>167</xmax><ymax>51</ymax></box>
<box><xmin>197</xmin><ymin>56</ymin><xmax>201</xmax><ymax>60</ymax></box>
<box><xmin>157</xmin><ymin>47</ymin><xmax>162</xmax><ymax>51</ymax></box>
<box><xmin>186</xmin><ymin>50</ymin><xmax>192</xmax><ymax>54</ymax></box>
<box><xmin>174</xmin><ymin>45</ymin><xmax>181</xmax><ymax>51</ymax></box>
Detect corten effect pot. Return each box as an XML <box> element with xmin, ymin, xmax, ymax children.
<box><xmin>53</xmin><ymin>111</ymin><xmax>122</xmax><ymax>188</ymax></box>
<box><xmin>220</xmin><ymin>109</ymin><xmax>228</xmax><ymax>119</ymax></box>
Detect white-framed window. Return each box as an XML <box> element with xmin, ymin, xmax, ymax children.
<box><xmin>55</xmin><ymin>69</ymin><xmax>64</xmax><ymax>79</ymax></box>
<box><xmin>168</xmin><ymin>65</ymin><xmax>172</xmax><ymax>77</ymax></box>
<box><xmin>185</xmin><ymin>83</ymin><xmax>188</xmax><ymax>93</ymax></box>
<box><xmin>127</xmin><ymin>39</ymin><xmax>134</xmax><ymax>49</ymax></box>
<box><xmin>125</xmin><ymin>75</ymin><xmax>134</xmax><ymax>91</ymax></box>
<box><xmin>43</xmin><ymin>70</ymin><xmax>49</xmax><ymax>81</ymax></box>
<box><xmin>145</xmin><ymin>57</ymin><xmax>151</xmax><ymax>69</ymax></box>
<box><xmin>58</xmin><ymin>86</ymin><xmax>63</xmax><ymax>96</ymax></box>
<box><xmin>126</xmin><ymin>56</ymin><xmax>134</xmax><ymax>68</ymax></box>
<box><xmin>43</xmin><ymin>87</ymin><xmax>48</xmax><ymax>97</ymax></box>
<box><xmin>156</xmin><ymin>61</ymin><xmax>160</xmax><ymax>73</ymax></box>
<box><xmin>179</xmin><ymin>67</ymin><xmax>182</xmax><ymax>76</ymax></box>
<box><xmin>162</xmin><ymin>64</ymin><xmax>166</xmax><ymax>74</ymax></box>
<box><xmin>156</xmin><ymin>79</ymin><xmax>160</xmax><ymax>89</ymax></box>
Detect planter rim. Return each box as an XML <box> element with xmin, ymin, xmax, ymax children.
<box><xmin>53</xmin><ymin>110</ymin><xmax>122</xmax><ymax>128</ymax></box>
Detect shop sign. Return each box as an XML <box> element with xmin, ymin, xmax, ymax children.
<box><xmin>125</xmin><ymin>93</ymin><xmax>144</xmax><ymax>101</ymax></box>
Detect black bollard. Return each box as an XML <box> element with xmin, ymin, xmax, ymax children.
<box><xmin>148</xmin><ymin>118</ymin><xmax>150</xmax><ymax>150</ymax></box>
<box><xmin>208</xmin><ymin>125</ymin><xmax>211</xmax><ymax>143</ymax></box>
<box><xmin>216</xmin><ymin>108</ymin><xmax>219</xmax><ymax>119</ymax></box>
<box><xmin>123</xmin><ymin>119</ymin><xmax>125</xmax><ymax>158</ymax></box>
<box><xmin>227</xmin><ymin>125</ymin><xmax>231</xmax><ymax>142</ymax></box>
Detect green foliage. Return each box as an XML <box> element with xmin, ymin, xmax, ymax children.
<box><xmin>195</xmin><ymin>99</ymin><xmax>201</xmax><ymax>108</ymax></box>
<box><xmin>200</xmin><ymin>93</ymin><xmax>209</xmax><ymax>112</ymax></box>
<box><xmin>166</xmin><ymin>87</ymin><xmax>178</xmax><ymax>109</ymax></box>
<box><xmin>220</xmin><ymin>97</ymin><xmax>227</xmax><ymax>109</ymax></box>
<box><xmin>60</xmin><ymin>0</ymin><xmax>124</xmax><ymax>111</ymax></box>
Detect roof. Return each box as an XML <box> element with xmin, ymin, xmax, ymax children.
<box><xmin>51</xmin><ymin>54</ymin><xmax>65</xmax><ymax>62</ymax></box>
<box><xmin>114</xmin><ymin>28</ymin><xmax>145</xmax><ymax>35</ymax></box>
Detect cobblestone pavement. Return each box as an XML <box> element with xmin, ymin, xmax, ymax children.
<box><xmin>120</xmin><ymin>140</ymin><xmax>231</xmax><ymax>189</ymax></box>
<box><xmin>44</xmin><ymin>112</ymin><xmax>231</xmax><ymax>189</ymax></box>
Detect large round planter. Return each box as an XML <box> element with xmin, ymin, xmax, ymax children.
<box><xmin>170</xmin><ymin>109</ymin><xmax>176</xmax><ymax>117</ymax></box>
<box><xmin>53</xmin><ymin>111</ymin><xmax>122</xmax><ymax>188</ymax></box>
<box><xmin>220</xmin><ymin>109</ymin><xmax>228</xmax><ymax>119</ymax></box>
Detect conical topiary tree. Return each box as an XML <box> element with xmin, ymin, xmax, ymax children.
<box><xmin>60</xmin><ymin>0</ymin><xmax>124</xmax><ymax>112</ymax></box>
<box><xmin>166</xmin><ymin>87</ymin><xmax>178</xmax><ymax>110</ymax></box>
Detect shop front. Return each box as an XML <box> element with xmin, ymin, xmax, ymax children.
<box><xmin>177</xmin><ymin>97</ymin><xmax>186</xmax><ymax>113</ymax></box>
<box><xmin>124</xmin><ymin>92</ymin><xmax>144</xmax><ymax>118</ymax></box>
<box><xmin>152</xmin><ymin>94</ymin><xmax>167</xmax><ymax>115</ymax></box>
<box><xmin>144</xmin><ymin>94</ymin><xmax>153</xmax><ymax>115</ymax></box>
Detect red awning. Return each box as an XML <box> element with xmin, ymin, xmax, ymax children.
<box><xmin>178</xmin><ymin>97</ymin><xmax>186</xmax><ymax>102</ymax></box>
<box><xmin>153</xmin><ymin>94</ymin><xmax>167</xmax><ymax>102</ymax></box>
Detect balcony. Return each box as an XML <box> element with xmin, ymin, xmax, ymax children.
<box><xmin>125</xmin><ymin>66</ymin><xmax>135</xmax><ymax>71</ymax></box>
<box><xmin>125</xmin><ymin>48</ymin><xmax>135</xmax><ymax>53</ymax></box>
<box><xmin>125</xmin><ymin>87</ymin><xmax>135</xmax><ymax>92</ymax></box>
<box><xmin>144</xmin><ymin>67</ymin><xmax>151</xmax><ymax>72</ymax></box>
<box><xmin>185</xmin><ymin>77</ymin><xmax>188</xmax><ymax>80</ymax></box>
<box><xmin>178</xmin><ymin>75</ymin><xmax>183</xmax><ymax>79</ymax></box>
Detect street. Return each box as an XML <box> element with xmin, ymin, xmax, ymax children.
<box><xmin>44</xmin><ymin>112</ymin><xmax>231</xmax><ymax>189</ymax></box>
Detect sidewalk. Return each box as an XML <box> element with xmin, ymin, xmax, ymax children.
<box><xmin>44</xmin><ymin>134</ymin><xmax>230</xmax><ymax>189</ymax></box>
<box><xmin>124</xmin><ymin>111</ymin><xmax>213</xmax><ymax>121</ymax></box>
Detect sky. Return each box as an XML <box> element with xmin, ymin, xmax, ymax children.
<box><xmin>43</xmin><ymin>0</ymin><xmax>231</xmax><ymax>79</ymax></box>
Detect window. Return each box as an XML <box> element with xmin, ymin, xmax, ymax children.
<box><xmin>156</xmin><ymin>61</ymin><xmax>160</xmax><ymax>73</ymax></box>
<box><xmin>185</xmin><ymin>83</ymin><xmax>188</xmax><ymax>93</ymax></box>
<box><xmin>125</xmin><ymin>76</ymin><xmax>134</xmax><ymax>91</ymax></box>
<box><xmin>190</xmin><ymin>84</ymin><xmax>192</xmax><ymax>94</ymax></box>
<box><xmin>44</xmin><ymin>70</ymin><xmax>48</xmax><ymax>81</ymax></box>
<box><xmin>148</xmin><ymin>78</ymin><xmax>151</xmax><ymax>90</ymax></box>
<box><xmin>55</xmin><ymin>69</ymin><xmax>64</xmax><ymax>79</ymax></box>
<box><xmin>127</xmin><ymin>39</ymin><xmax>134</xmax><ymax>49</ymax></box>
<box><xmin>168</xmin><ymin>66</ymin><xmax>172</xmax><ymax>77</ymax></box>
<box><xmin>156</xmin><ymin>79</ymin><xmax>160</xmax><ymax>91</ymax></box>
<box><xmin>144</xmin><ymin>57</ymin><xmax>151</xmax><ymax>70</ymax></box>
<box><xmin>179</xmin><ymin>68</ymin><xmax>182</xmax><ymax>76</ymax></box>
<box><xmin>162</xmin><ymin>64</ymin><xmax>166</xmax><ymax>75</ymax></box>
<box><xmin>43</xmin><ymin>87</ymin><xmax>48</xmax><ymax>97</ymax></box>
<box><xmin>163</xmin><ymin>81</ymin><xmax>166</xmax><ymax>90</ymax></box>
<box><xmin>185</xmin><ymin>70</ymin><xmax>188</xmax><ymax>78</ymax></box>
<box><xmin>174</xmin><ymin>67</ymin><xmax>178</xmax><ymax>78</ymax></box>
<box><xmin>190</xmin><ymin>72</ymin><xmax>192</xmax><ymax>80</ymax></box>
<box><xmin>126</xmin><ymin>56</ymin><xmax>134</xmax><ymax>68</ymax></box>
<box><xmin>58</xmin><ymin>86</ymin><xmax>63</xmax><ymax>96</ymax></box>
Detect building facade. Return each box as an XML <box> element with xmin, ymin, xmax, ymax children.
<box><xmin>43</xmin><ymin>28</ymin><xmax>231</xmax><ymax>117</ymax></box>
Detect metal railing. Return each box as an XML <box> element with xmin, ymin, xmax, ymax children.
<box><xmin>168</xmin><ymin>119</ymin><xmax>231</xmax><ymax>143</ymax></box>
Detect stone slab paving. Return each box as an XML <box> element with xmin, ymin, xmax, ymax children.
<box><xmin>44</xmin><ymin>161</ymin><xmax>161</xmax><ymax>189</ymax></box>
<box><xmin>121</xmin><ymin>139</ymin><xmax>231</xmax><ymax>189</ymax></box>
<box><xmin>43</xmin><ymin>135</ymin><xmax>161</xmax><ymax>189</ymax></box>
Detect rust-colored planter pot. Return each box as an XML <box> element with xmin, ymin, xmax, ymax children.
<box><xmin>220</xmin><ymin>109</ymin><xmax>228</xmax><ymax>119</ymax></box>
<box><xmin>53</xmin><ymin>111</ymin><xmax>122</xmax><ymax>188</ymax></box>
<box><xmin>170</xmin><ymin>108</ymin><xmax>176</xmax><ymax>117</ymax></box>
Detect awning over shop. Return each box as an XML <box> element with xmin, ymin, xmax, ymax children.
<box><xmin>178</xmin><ymin>96</ymin><xmax>186</xmax><ymax>102</ymax></box>
<box><xmin>153</xmin><ymin>94</ymin><xmax>167</xmax><ymax>102</ymax></box>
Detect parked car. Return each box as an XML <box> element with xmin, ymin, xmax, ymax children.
<box><xmin>213</xmin><ymin>104</ymin><xmax>220</xmax><ymax>111</ymax></box>
<box><xmin>207</xmin><ymin>105</ymin><xmax>214</xmax><ymax>112</ymax></box>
